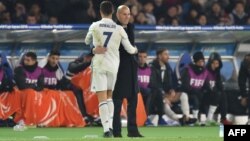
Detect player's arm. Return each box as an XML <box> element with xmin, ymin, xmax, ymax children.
<box><xmin>120</xmin><ymin>27</ymin><xmax>137</xmax><ymax>54</ymax></box>
<box><xmin>85</xmin><ymin>24</ymin><xmax>94</xmax><ymax>45</ymax></box>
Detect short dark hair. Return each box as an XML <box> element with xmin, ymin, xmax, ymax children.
<box><xmin>100</xmin><ymin>1</ymin><xmax>114</xmax><ymax>16</ymax></box>
<box><xmin>235</xmin><ymin>0</ymin><xmax>245</xmax><ymax>7</ymax></box>
<box><xmin>49</xmin><ymin>50</ymin><xmax>60</xmax><ymax>56</ymax></box>
<box><xmin>25</xmin><ymin>52</ymin><xmax>37</xmax><ymax>60</ymax></box>
<box><xmin>138</xmin><ymin>50</ymin><xmax>147</xmax><ymax>54</ymax></box>
<box><xmin>156</xmin><ymin>48</ymin><xmax>167</xmax><ymax>56</ymax></box>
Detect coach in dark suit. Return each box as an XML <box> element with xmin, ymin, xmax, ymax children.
<box><xmin>112</xmin><ymin>5</ymin><xmax>143</xmax><ymax>138</ymax></box>
<box><xmin>92</xmin><ymin>5</ymin><xmax>143</xmax><ymax>138</ymax></box>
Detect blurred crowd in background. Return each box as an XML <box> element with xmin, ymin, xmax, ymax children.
<box><xmin>0</xmin><ymin>0</ymin><xmax>250</xmax><ymax>25</ymax></box>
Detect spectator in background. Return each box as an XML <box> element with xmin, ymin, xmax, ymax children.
<box><xmin>165</xmin><ymin>0</ymin><xmax>181</xmax><ymax>6</ymax></box>
<box><xmin>153</xmin><ymin>0</ymin><xmax>165</xmax><ymax>23</ymax></box>
<box><xmin>26</xmin><ymin>14</ymin><xmax>37</xmax><ymax>24</ymax></box>
<box><xmin>189</xmin><ymin>0</ymin><xmax>204</xmax><ymax>13</ymax></box>
<box><xmin>0</xmin><ymin>11</ymin><xmax>11</xmax><ymax>24</ymax></box>
<box><xmin>135</xmin><ymin>11</ymin><xmax>147</xmax><ymax>24</ymax></box>
<box><xmin>207</xmin><ymin>2</ymin><xmax>225</xmax><ymax>25</ymax></box>
<box><xmin>124</xmin><ymin>0</ymin><xmax>142</xmax><ymax>11</ymax></box>
<box><xmin>129</xmin><ymin>15</ymin><xmax>135</xmax><ymax>23</ymax></box>
<box><xmin>143</xmin><ymin>2</ymin><xmax>156</xmax><ymax>25</ymax></box>
<box><xmin>185</xmin><ymin>9</ymin><xmax>199</xmax><ymax>25</ymax></box>
<box><xmin>130</xmin><ymin>5</ymin><xmax>138</xmax><ymax>17</ymax></box>
<box><xmin>144</xmin><ymin>2</ymin><xmax>156</xmax><ymax>25</ymax></box>
<box><xmin>164</xmin><ymin>5</ymin><xmax>179</xmax><ymax>25</ymax></box>
<box><xmin>229</xmin><ymin>1</ymin><xmax>248</xmax><ymax>25</ymax></box>
<box><xmin>171</xmin><ymin>18</ymin><xmax>179</xmax><ymax>26</ymax></box>
<box><xmin>12</xmin><ymin>2</ymin><xmax>26</xmax><ymax>24</ymax></box>
<box><xmin>138</xmin><ymin>51</ymin><xmax>151</xmax><ymax>114</ymax></box>
<box><xmin>247</xmin><ymin>17</ymin><xmax>250</xmax><ymax>24</ymax></box>
<box><xmin>86</xmin><ymin>0</ymin><xmax>97</xmax><ymax>23</ymax></box>
<box><xmin>0</xmin><ymin>2</ymin><xmax>6</xmax><ymax>14</ymax></box>
<box><xmin>48</xmin><ymin>16</ymin><xmax>58</xmax><ymax>24</ymax></box>
<box><xmin>197</xmin><ymin>14</ymin><xmax>207</xmax><ymax>25</ymax></box>
<box><xmin>30</xmin><ymin>3</ymin><xmax>48</xmax><ymax>24</ymax></box>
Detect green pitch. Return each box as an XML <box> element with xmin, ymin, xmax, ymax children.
<box><xmin>0</xmin><ymin>127</ymin><xmax>223</xmax><ymax>141</ymax></box>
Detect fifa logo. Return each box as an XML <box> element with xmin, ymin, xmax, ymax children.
<box><xmin>26</xmin><ymin>78</ymin><xmax>37</xmax><ymax>84</ymax></box>
<box><xmin>138</xmin><ymin>75</ymin><xmax>150</xmax><ymax>83</ymax></box>
<box><xmin>190</xmin><ymin>78</ymin><xmax>204</xmax><ymax>87</ymax></box>
<box><xmin>44</xmin><ymin>77</ymin><xmax>57</xmax><ymax>85</ymax></box>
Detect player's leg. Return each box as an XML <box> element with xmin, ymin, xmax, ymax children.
<box><xmin>207</xmin><ymin>92</ymin><xmax>220</xmax><ymax>122</ymax></box>
<box><xmin>91</xmin><ymin>70</ymin><xmax>111</xmax><ymax>137</ymax></box>
<box><xmin>107</xmin><ymin>90</ymin><xmax>114</xmax><ymax>130</ymax></box>
<box><xmin>96</xmin><ymin>91</ymin><xmax>110</xmax><ymax>134</ymax></box>
<box><xmin>107</xmin><ymin>72</ymin><xmax>116</xmax><ymax>131</ymax></box>
<box><xmin>188</xmin><ymin>94</ymin><xmax>199</xmax><ymax>119</ymax></box>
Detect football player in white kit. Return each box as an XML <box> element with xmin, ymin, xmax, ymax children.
<box><xmin>85</xmin><ymin>1</ymin><xmax>137</xmax><ymax>137</ymax></box>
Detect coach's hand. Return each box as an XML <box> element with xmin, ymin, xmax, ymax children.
<box><xmin>93</xmin><ymin>46</ymin><xmax>107</xmax><ymax>54</ymax></box>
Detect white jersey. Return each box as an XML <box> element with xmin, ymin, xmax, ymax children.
<box><xmin>85</xmin><ymin>18</ymin><xmax>137</xmax><ymax>74</ymax></box>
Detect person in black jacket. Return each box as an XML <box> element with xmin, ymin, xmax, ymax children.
<box><xmin>148</xmin><ymin>48</ymin><xmax>175</xmax><ymax>125</ymax></box>
<box><xmin>238</xmin><ymin>54</ymin><xmax>250</xmax><ymax>125</ymax></box>
<box><xmin>0</xmin><ymin>54</ymin><xmax>14</xmax><ymax>93</ymax></box>
<box><xmin>14</xmin><ymin>52</ymin><xmax>44</xmax><ymax>91</ymax></box>
<box><xmin>39</xmin><ymin>50</ymin><xmax>65</xmax><ymax>90</ymax></box>
<box><xmin>92</xmin><ymin>5</ymin><xmax>142</xmax><ymax>138</ymax></box>
<box><xmin>65</xmin><ymin>53</ymin><xmax>93</xmax><ymax>121</ymax></box>
<box><xmin>180</xmin><ymin>51</ymin><xmax>210</xmax><ymax>120</ymax></box>
<box><xmin>205</xmin><ymin>52</ymin><xmax>232</xmax><ymax>125</ymax></box>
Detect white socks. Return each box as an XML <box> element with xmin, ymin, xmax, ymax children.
<box><xmin>180</xmin><ymin>93</ymin><xmax>190</xmax><ymax>117</ymax></box>
<box><xmin>164</xmin><ymin>103</ymin><xmax>179</xmax><ymax>121</ymax></box>
<box><xmin>107</xmin><ymin>99</ymin><xmax>114</xmax><ymax>129</ymax></box>
<box><xmin>207</xmin><ymin>105</ymin><xmax>217</xmax><ymax>121</ymax></box>
<box><xmin>192</xmin><ymin>110</ymin><xmax>199</xmax><ymax>119</ymax></box>
<box><xmin>99</xmin><ymin>101</ymin><xmax>109</xmax><ymax>132</ymax></box>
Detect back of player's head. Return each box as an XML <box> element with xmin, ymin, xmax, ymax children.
<box><xmin>25</xmin><ymin>52</ymin><xmax>37</xmax><ymax>60</ymax></box>
<box><xmin>100</xmin><ymin>1</ymin><xmax>114</xmax><ymax>16</ymax></box>
<box><xmin>49</xmin><ymin>50</ymin><xmax>60</xmax><ymax>56</ymax></box>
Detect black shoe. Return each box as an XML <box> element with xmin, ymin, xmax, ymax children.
<box><xmin>103</xmin><ymin>131</ymin><xmax>113</xmax><ymax>138</ymax></box>
<box><xmin>186</xmin><ymin>118</ymin><xmax>197</xmax><ymax>125</ymax></box>
<box><xmin>179</xmin><ymin>115</ymin><xmax>197</xmax><ymax>126</ymax></box>
<box><xmin>128</xmin><ymin>132</ymin><xmax>144</xmax><ymax>138</ymax></box>
<box><xmin>179</xmin><ymin>116</ymin><xmax>186</xmax><ymax>126</ymax></box>
<box><xmin>114</xmin><ymin>134</ymin><xmax>122</xmax><ymax>138</ymax></box>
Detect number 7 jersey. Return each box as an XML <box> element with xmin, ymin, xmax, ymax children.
<box><xmin>85</xmin><ymin>18</ymin><xmax>137</xmax><ymax>74</ymax></box>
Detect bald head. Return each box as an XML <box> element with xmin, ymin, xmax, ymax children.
<box><xmin>117</xmin><ymin>5</ymin><xmax>129</xmax><ymax>13</ymax></box>
<box><xmin>116</xmin><ymin>5</ymin><xmax>131</xmax><ymax>26</ymax></box>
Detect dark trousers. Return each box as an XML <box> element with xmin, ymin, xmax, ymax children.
<box><xmin>140</xmin><ymin>87</ymin><xmax>151</xmax><ymax>114</ymax></box>
<box><xmin>72</xmin><ymin>86</ymin><xmax>87</xmax><ymax>117</ymax></box>
<box><xmin>188</xmin><ymin>93</ymin><xmax>203</xmax><ymax>111</ymax></box>
<box><xmin>200</xmin><ymin>92</ymin><xmax>222</xmax><ymax>114</ymax></box>
<box><xmin>113</xmin><ymin>94</ymin><xmax>138</xmax><ymax>135</ymax></box>
<box><xmin>248</xmin><ymin>94</ymin><xmax>250</xmax><ymax>117</ymax></box>
<box><xmin>148</xmin><ymin>90</ymin><xmax>164</xmax><ymax>117</ymax></box>
<box><xmin>218</xmin><ymin>92</ymin><xmax>228</xmax><ymax>120</ymax></box>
